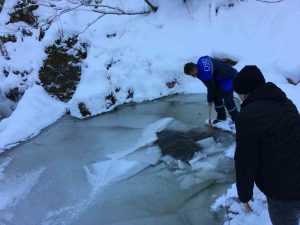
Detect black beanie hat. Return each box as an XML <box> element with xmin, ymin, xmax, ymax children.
<box><xmin>233</xmin><ymin>65</ymin><xmax>266</xmax><ymax>94</ymax></box>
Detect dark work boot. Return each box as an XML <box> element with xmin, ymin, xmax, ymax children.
<box><xmin>214</xmin><ymin>105</ymin><xmax>226</xmax><ymax>121</ymax></box>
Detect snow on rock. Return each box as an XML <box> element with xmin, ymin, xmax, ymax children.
<box><xmin>38</xmin><ymin>36</ymin><xmax>89</xmax><ymax>102</ymax></box>
<box><xmin>0</xmin><ymin>85</ymin><xmax>67</xmax><ymax>152</ymax></box>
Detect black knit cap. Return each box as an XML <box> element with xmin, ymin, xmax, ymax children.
<box><xmin>233</xmin><ymin>65</ymin><xmax>266</xmax><ymax>94</ymax></box>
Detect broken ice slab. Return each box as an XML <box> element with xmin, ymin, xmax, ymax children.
<box><xmin>107</xmin><ymin>117</ymin><xmax>173</xmax><ymax>160</ymax></box>
<box><xmin>196</xmin><ymin>137</ymin><xmax>215</xmax><ymax>149</ymax></box>
<box><xmin>125</xmin><ymin>146</ymin><xmax>161</xmax><ymax>166</ymax></box>
<box><xmin>84</xmin><ymin>159</ymin><xmax>147</xmax><ymax>190</ymax></box>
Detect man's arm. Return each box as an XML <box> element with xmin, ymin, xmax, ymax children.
<box><xmin>202</xmin><ymin>79</ymin><xmax>216</xmax><ymax>104</ymax></box>
<box><xmin>234</xmin><ymin>114</ymin><xmax>260</xmax><ymax>203</ymax></box>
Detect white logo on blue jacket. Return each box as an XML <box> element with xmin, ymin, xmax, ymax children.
<box><xmin>197</xmin><ymin>56</ymin><xmax>213</xmax><ymax>81</ymax></box>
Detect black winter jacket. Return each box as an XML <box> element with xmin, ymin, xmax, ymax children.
<box><xmin>234</xmin><ymin>82</ymin><xmax>300</xmax><ymax>203</ymax></box>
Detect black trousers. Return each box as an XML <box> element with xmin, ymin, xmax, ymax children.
<box><xmin>213</xmin><ymin>89</ymin><xmax>238</xmax><ymax>122</ymax></box>
<box><xmin>268</xmin><ymin>198</ymin><xmax>300</xmax><ymax>225</ymax></box>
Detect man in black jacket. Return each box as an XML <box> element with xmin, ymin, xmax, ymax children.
<box><xmin>233</xmin><ymin>65</ymin><xmax>300</xmax><ymax>225</ymax></box>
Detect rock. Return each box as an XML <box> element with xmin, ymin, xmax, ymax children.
<box><xmin>0</xmin><ymin>35</ymin><xmax>17</xmax><ymax>44</ymax></box>
<box><xmin>5</xmin><ymin>87</ymin><xmax>19</xmax><ymax>102</ymax></box>
<box><xmin>287</xmin><ymin>77</ymin><xmax>300</xmax><ymax>86</ymax></box>
<box><xmin>156</xmin><ymin>129</ymin><xmax>205</xmax><ymax>162</ymax></box>
<box><xmin>0</xmin><ymin>35</ymin><xmax>17</xmax><ymax>60</ymax></box>
<box><xmin>105</xmin><ymin>93</ymin><xmax>117</xmax><ymax>109</ymax></box>
<box><xmin>78</xmin><ymin>102</ymin><xmax>91</xmax><ymax>117</ymax></box>
<box><xmin>7</xmin><ymin>0</ymin><xmax>39</xmax><ymax>27</ymax></box>
<box><xmin>0</xmin><ymin>0</ymin><xmax>4</xmax><ymax>13</ymax></box>
<box><xmin>166</xmin><ymin>79</ymin><xmax>178</xmax><ymax>89</ymax></box>
<box><xmin>39</xmin><ymin>36</ymin><xmax>88</xmax><ymax>102</ymax></box>
<box><xmin>127</xmin><ymin>89</ymin><xmax>134</xmax><ymax>99</ymax></box>
<box><xmin>0</xmin><ymin>41</ymin><xmax>10</xmax><ymax>60</ymax></box>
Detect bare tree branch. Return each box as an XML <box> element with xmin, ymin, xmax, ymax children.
<box><xmin>78</xmin><ymin>14</ymin><xmax>105</xmax><ymax>34</ymax></box>
<box><xmin>255</xmin><ymin>0</ymin><xmax>284</xmax><ymax>3</ymax></box>
<box><xmin>2</xmin><ymin>0</ymin><xmax>153</xmax><ymax>37</ymax></box>
<box><xmin>91</xmin><ymin>9</ymin><xmax>151</xmax><ymax>16</ymax></box>
<box><xmin>144</xmin><ymin>0</ymin><xmax>158</xmax><ymax>12</ymax></box>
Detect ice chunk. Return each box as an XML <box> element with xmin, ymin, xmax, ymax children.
<box><xmin>107</xmin><ymin>118</ymin><xmax>173</xmax><ymax>159</ymax></box>
<box><xmin>225</xmin><ymin>143</ymin><xmax>236</xmax><ymax>159</ymax></box>
<box><xmin>160</xmin><ymin>155</ymin><xmax>191</xmax><ymax>170</ymax></box>
<box><xmin>196</xmin><ymin>137</ymin><xmax>215</xmax><ymax>149</ymax></box>
<box><xmin>189</xmin><ymin>152</ymin><xmax>207</xmax><ymax>165</ymax></box>
<box><xmin>126</xmin><ymin>146</ymin><xmax>162</xmax><ymax>166</ymax></box>
<box><xmin>196</xmin><ymin>137</ymin><xmax>225</xmax><ymax>156</ymax></box>
<box><xmin>84</xmin><ymin>159</ymin><xmax>147</xmax><ymax>190</ymax></box>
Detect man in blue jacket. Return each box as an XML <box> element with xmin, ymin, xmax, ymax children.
<box><xmin>184</xmin><ymin>56</ymin><xmax>238</xmax><ymax>123</ymax></box>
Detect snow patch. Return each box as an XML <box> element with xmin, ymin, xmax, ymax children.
<box><xmin>212</xmin><ymin>184</ymin><xmax>271</xmax><ymax>225</ymax></box>
<box><xmin>0</xmin><ymin>85</ymin><xmax>67</xmax><ymax>151</ymax></box>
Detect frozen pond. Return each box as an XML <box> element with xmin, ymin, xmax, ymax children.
<box><xmin>0</xmin><ymin>94</ymin><xmax>235</xmax><ymax>225</ymax></box>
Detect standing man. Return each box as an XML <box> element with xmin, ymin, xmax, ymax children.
<box><xmin>184</xmin><ymin>56</ymin><xmax>238</xmax><ymax>123</ymax></box>
<box><xmin>233</xmin><ymin>65</ymin><xmax>300</xmax><ymax>225</ymax></box>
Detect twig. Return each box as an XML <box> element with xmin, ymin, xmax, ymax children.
<box><xmin>255</xmin><ymin>0</ymin><xmax>284</xmax><ymax>3</ymax></box>
<box><xmin>77</xmin><ymin>14</ymin><xmax>105</xmax><ymax>35</ymax></box>
<box><xmin>144</xmin><ymin>0</ymin><xmax>158</xmax><ymax>12</ymax></box>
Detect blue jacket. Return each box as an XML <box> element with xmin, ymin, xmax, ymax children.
<box><xmin>196</xmin><ymin>56</ymin><xmax>237</xmax><ymax>103</ymax></box>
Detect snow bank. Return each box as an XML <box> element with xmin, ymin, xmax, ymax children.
<box><xmin>0</xmin><ymin>85</ymin><xmax>66</xmax><ymax>152</ymax></box>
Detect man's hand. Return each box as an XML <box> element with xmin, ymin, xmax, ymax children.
<box><xmin>242</xmin><ymin>197</ymin><xmax>254</xmax><ymax>213</ymax></box>
<box><xmin>243</xmin><ymin>201</ymin><xmax>253</xmax><ymax>213</ymax></box>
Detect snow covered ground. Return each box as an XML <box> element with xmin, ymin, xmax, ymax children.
<box><xmin>1</xmin><ymin>0</ymin><xmax>300</xmax><ymax>224</ymax></box>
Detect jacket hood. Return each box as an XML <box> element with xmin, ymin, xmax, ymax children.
<box><xmin>241</xmin><ymin>82</ymin><xmax>287</xmax><ymax>108</ymax></box>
